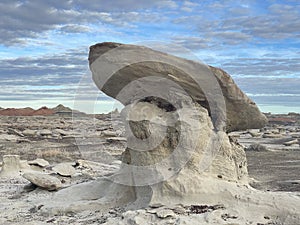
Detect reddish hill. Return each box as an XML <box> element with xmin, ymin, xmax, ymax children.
<box><xmin>32</xmin><ymin>107</ymin><xmax>55</xmax><ymax>116</ymax></box>
<box><xmin>0</xmin><ymin>106</ymin><xmax>54</xmax><ymax>116</ymax></box>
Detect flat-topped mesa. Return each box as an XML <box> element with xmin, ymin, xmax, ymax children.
<box><xmin>89</xmin><ymin>42</ymin><xmax>267</xmax><ymax>132</ymax></box>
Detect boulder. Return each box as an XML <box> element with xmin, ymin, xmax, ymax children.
<box><xmin>89</xmin><ymin>42</ymin><xmax>267</xmax><ymax>132</ymax></box>
<box><xmin>22</xmin><ymin>171</ymin><xmax>62</xmax><ymax>191</ymax></box>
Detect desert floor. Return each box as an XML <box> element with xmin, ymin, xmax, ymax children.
<box><xmin>0</xmin><ymin>114</ymin><xmax>299</xmax><ymax>224</ymax></box>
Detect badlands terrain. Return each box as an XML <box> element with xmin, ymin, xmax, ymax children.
<box><xmin>0</xmin><ymin>110</ymin><xmax>299</xmax><ymax>224</ymax></box>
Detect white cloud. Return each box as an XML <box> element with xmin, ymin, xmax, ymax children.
<box><xmin>60</xmin><ymin>24</ymin><xmax>91</xmax><ymax>33</ymax></box>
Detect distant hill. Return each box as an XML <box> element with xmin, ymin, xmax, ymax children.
<box><xmin>264</xmin><ymin>112</ymin><xmax>300</xmax><ymax>125</ymax></box>
<box><xmin>51</xmin><ymin>104</ymin><xmax>86</xmax><ymax>116</ymax></box>
<box><xmin>0</xmin><ymin>104</ymin><xmax>85</xmax><ymax>116</ymax></box>
<box><xmin>52</xmin><ymin>104</ymin><xmax>73</xmax><ymax>113</ymax></box>
<box><xmin>0</xmin><ymin>107</ymin><xmax>54</xmax><ymax>116</ymax></box>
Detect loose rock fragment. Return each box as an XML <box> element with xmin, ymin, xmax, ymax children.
<box><xmin>52</xmin><ymin>163</ymin><xmax>76</xmax><ymax>177</ymax></box>
<box><xmin>283</xmin><ymin>139</ymin><xmax>299</xmax><ymax>146</ymax></box>
<box><xmin>28</xmin><ymin>158</ymin><xmax>50</xmax><ymax>168</ymax></box>
<box><xmin>156</xmin><ymin>209</ymin><xmax>176</xmax><ymax>218</ymax></box>
<box><xmin>22</xmin><ymin>129</ymin><xmax>37</xmax><ymax>137</ymax></box>
<box><xmin>23</xmin><ymin>171</ymin><xmax>62</xmax><ymax>191</ymax></box>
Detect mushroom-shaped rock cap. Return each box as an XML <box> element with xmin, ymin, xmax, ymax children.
<box><xmin>89</xmin><ymin>42</ymin><xmax>267</xmax><ymax>132</ymax></box>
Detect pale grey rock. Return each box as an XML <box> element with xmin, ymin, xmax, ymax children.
<box><xmin>53</xmin><ymin>129</ymin><xmax>69</xmax><ymax>136</ymax></box>
<box><xmin>262</xmin><ymin>133</ymin><xmax>282</xmax><ymax>138</ymax></box>
<box><xmin>23</xmin><ymin>171</ymin><xmax>62</xmax><ymax>191</ymax></box>
<box><xmin>156</xmin><ymin>209</ymin><xmax>176</xmax><ymax>218</ymax></box>
<box><xmin>172</xmin><ymin>206</ymin><xmax>186</xmax><ymax>215</ymax></box>
<box><xmin>290</xmin><ymin>133</ymin><xmax>300</xmax><ymax>138</ymax></box>
<box><xmin>28</xmin><ymin>158</ymin><xmax>50</xmax><ymax>168</ymax></box>
<box><xmin>102</xmin><ymin>130</ymin><xmax>118</xmax><ymax>137</ymax></box>
<box><xmin>118</xmin><ymin>102</ymin><xmax>248</xmax><ymax>207</ymax></box>
<box><xmin>248</xmin><ymin>130</ymin><xmax>261</xmax><ymax>137</ymax></box>
<box><xmin>22</xmin><ymin>129</ymin><xmax>37</xmax><ymax>136</ymax></box>
<box><xmin>283</xmin><ymin>139</ymin><xmax>299</xmax><ymax>146</ymax></box>
<box><xmin>146</xmin><ymin>208</ymin><xmax>158</xmax><ymax>214</ymax></box>
<box><xmin>0</xmin><ymin>155</ymin><xmax>22</xmax><ymax>177</ymax></box>
<box><xmin>149</xmin><ymin>203</ymin><xmax>165</xmax><ymax>208</ymax></box>
<box><xmin>52</xmin><ymin>163</ymin><xmax>76</xmax><ymax>177</ymax></box>
<box><xmin>39</xmin><ymin>129</ymin><xmax>52</xmax><ymax>136</ymax></box>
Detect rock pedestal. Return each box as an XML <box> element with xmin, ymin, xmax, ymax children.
<box><xmin>43</xmin><ymin>42</ymin><xmax>266</xmax><ymax>213</ymax></box>
<box><xmin>86</xmin><ymin>42</ymin><xmax>252</xmax><ymax>208</ymax></box>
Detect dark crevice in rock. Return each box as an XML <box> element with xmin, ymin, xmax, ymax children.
<box><xmin>140</xmin><ymin>96</ymin><xmax>176</xmax><ymax>112</ymax></box>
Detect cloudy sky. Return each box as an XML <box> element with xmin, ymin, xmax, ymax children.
<box><xmin>0</xmin><ymin>0</ymin><xmax>299</xmax><ymax>113</ymax></box>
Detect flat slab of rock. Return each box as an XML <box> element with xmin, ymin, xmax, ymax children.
<box><xmin>22</xmin><ymin>129</ymin><xmax>37</xmax><ymax>136</ymax></box>
<box><xmin>262</xmin><ymin>133</ymin><xmax>282</xmax><ymax>138</ymax></box>
<box><xmin>283</xmin><ymin>139</ymin><xmax>299</xmax><ymax>146</ymax></box>
<box><xmin>53</xmin><ymin>129</ymin><xmax>69</xmax><ymax>136</ymax></box>
<box><xmin>23</xmin><ymin>171</ymin><xmax>62</xmax><ymax>191</ymax></box>
<box><xmin>290</xmin><ymin>133</ymin><xmax>300</xmax><ymax>138</ymax></box>
<box><xmin>28</xmin><ymin>158</ymin><xmax>50</xmax><ymax>168</ymax></box>
<box><xmin>102</xmin><ymin>130</ymin><xmax>118</xmax><ymax>137</ymax></box>
<box><xmin>39</xmin><ymin>129</ymin><xmax>52</xmax><ymax>136</ymax></box>
<box><xmin>155</xmin><ymin>209</ymin><xmax>176</xmax><ymax>218</ymax></box>
<box><xmin>52</xmin><ymin>163</ymin><xmax>76</xmax><ymax>177</ymax></box>
<box><xmin>248</xmin><ymin>130</ymin><xmax>261</xmax><ymax>137</ymax></box>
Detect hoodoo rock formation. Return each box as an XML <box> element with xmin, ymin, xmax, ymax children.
<box><xmin>42</xmin><ymin>43</ymin><xmax>299</xmax><ymax>224</ymax></box>
<box><xmin>78</xmin><ymin>42</ymin><xmax>258</xmax><ymax>209</ymax></box>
